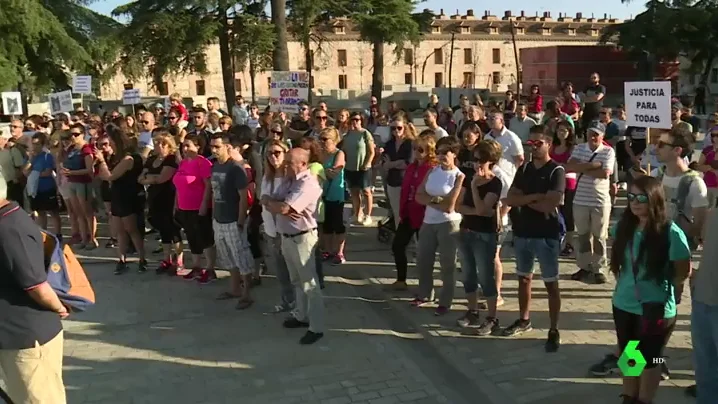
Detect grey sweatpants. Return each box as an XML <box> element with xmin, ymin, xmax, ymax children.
<box><xmin>416</xmin><ymin>220</ymin><xmax>461</xmax><ymax>308</ymax></box>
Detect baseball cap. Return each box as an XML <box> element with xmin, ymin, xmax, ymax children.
<box><xmin>587</xmin><ymin>121</ymin><xmax>606</xmax><ymax>136</ymax></box>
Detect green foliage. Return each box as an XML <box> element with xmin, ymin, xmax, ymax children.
<box><xmin>287</xmin><ymin>0</ymin><xmax>342</xmax><ymax>51</ymax></box>
<box><xmin>0</xmin><ymin>0</ymin><xmax>119</xmax><ymax>92</ymax></box>
<box><xmin>232</xmin><ymin>11</ymin><xmax>276</xmax><ymax>75</ymax></box>
<box><xmin>111</xmin><ymin>0</ymin><xmax>222</xmax><ymax>91</ymax></box>
<box><xmin>351</xmin><ymin>0</ymin><xmax>423</xmax><ymax>52</ymax></box>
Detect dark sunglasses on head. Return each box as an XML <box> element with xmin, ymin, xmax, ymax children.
<box><xmin>627</xmin><ymin>192</ymin><xmax>649</xmax><ymax>204</ymax></box>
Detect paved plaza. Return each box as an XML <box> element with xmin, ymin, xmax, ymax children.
<box><xmin>55</xmin><ymin>196</ymin><xmax>698</xmax><ymax>404</ymax></box>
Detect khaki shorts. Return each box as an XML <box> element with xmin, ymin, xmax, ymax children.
<box><xmin>0</xmin><ymin>331</ymin><xmax>66</xmax><ymax>404</ymax></box>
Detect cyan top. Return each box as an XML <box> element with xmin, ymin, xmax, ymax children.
<box><xmin>322</xmin><ymin>151</ymin><xmax>345</xmax><ymax>202</ymax></box>
<box><xmin>611</xmin><ymin>222</ymin><xmax>691</xmax><ymax>319</ymax></box>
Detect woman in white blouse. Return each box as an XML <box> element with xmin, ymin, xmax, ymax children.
<box><xmin>412</xmin><ymin>135</ymin><xmax>464</xmax><ymax>316</ymax></box>
<box><xmin>260</xmin><ymin>139</ymin><xmax>294</xmax><ymax>313</ymax></box>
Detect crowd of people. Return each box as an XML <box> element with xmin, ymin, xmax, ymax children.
<box><xmin>1</xmin><ymin>72</ymin><xmax>717</xmax><ymax>404</ymax></box>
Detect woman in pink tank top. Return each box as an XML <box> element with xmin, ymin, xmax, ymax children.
<box><xmin>550</xmin><ymin>120</ymin><xmax>577</xmax><ymax>255</ymax></box>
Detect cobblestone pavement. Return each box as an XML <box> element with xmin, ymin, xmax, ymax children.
<box><xmin>62</xmin><ymin>204</ymin><xmax>696</xmax><ymax>404</ymax></box>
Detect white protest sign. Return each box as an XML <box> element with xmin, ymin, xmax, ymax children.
<box><xmin>123</xmin><ymin>89</ymin><xmax>141</xmax><ymax>105</ymax></box>
<box><xmin>624</xmin><ymin>81</ymin><xmax>672</xmax><ymax>129</ymax></box>
<box><xmin>48</xmin><ymin>90</ymin><xmax>74</xmax><ymax>115</ymax></box>
<box><xmin>1</xmin><ymin>92</ymin><xmax>23</xmax><ymax>116</ymax></box>
<box><xmin>269</xmin><ymin>71</ymin><xmax>309</xmax><ymax>113</ymax></box>
<box><xmin>72</xmin><ymin>75</ymin><xmax>92</xmax><ymax>95</ymax></box>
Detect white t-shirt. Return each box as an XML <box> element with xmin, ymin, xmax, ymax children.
<box><xmin>486</xmin><ymin>127</ymin><xmax>524</xmax><ymax>183</ymax></box>
<box><xmin>423</xmin><ymin>166</ymin><xmax>463</xmax><ymax>224</ymax></box>
<box><xmin>570</xmin><ymin>143</ymin><xmax>615</xmax><ymax>207</ymax></box>
<box><xmin>247</xmin><ymin>117</ymin><xmax>260</xmax><ymax>130</ymax></box>
<box><xmin>260</xmin><ymin>176</ymin><xmax>284</xmax><ymax>237</ymax></box>
<box><xmin>434</xmin><ymin>126</ymin><xmax>449</xmax><ymax>141</ymax></box>
<box><xmin>660</xmin><ymin>172</ymin><xmax>709</xmax><ymax>220</ymax></box>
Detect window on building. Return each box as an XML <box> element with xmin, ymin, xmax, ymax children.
<box><xmin>460</xmin><ymin>26</ymin><xmax>470</xmax><ymax>34</ymax></box>
<box><xmin>432</xmin><ymin>26</ymin><xmax>441</xmax><ymax>34</ymax></box>
<box><xmin>338</xmin><ymin>49</ymin><xmax>347</xmax><ymax>67</ymax></box>
<box><xmin>463</xmin><ymin>72</ymin><xmax>475</xmax><ymax>88</ymax></box>
<box><xmin>339</xmin><ymin>74</ymin><xmax>348</xmax><ymax>89</ymax></box>
<box><xmin>567</xmin><ymin>28</ymin><xmax>576</xmax><ymax>36</ymax></box>
<box><xmin>158</xmin><ymin>82</ymin><xmax>169</xmax><ymax>96</ymax></box>
<box><xmin>492</xmin><ymin>72</ymin><xmax>501</xmax><ymax>85</ymax></box>
<box><xmin>541</xmin><ymin>27</ymin><xmax>552</xmax><ymax>36</ymax></box>
<box><xmin>234</xmin><ymin>79</ymin><xmax>242</xmax><ymax>93</ymax></box>
<box><xmin>590</xmin><ymin>28</ymin><xmax>599</xmax><ymax>37</ymax></box>
<box><xmin>434</xmin><ymin>48</ymin><xmax>443</xmax><ymax>64</ymax></box>
<box><xmin>463</xmin><ymin>48</ymin><xmax>472</xmax><ymax>65</ymax></box>
<box><xmin>711</xmin><ymin>68</ymin><xmax>718</xmax><ymax>83</ymax></box>
<box><xmin>334</xmin><ymin>26</ymin><xmax>345</xmax><ymax>35</ymax></box>
<box><xmin>492</xmin><ymin>48</ymin><xmax>501</xmax><ymax>64</ymax></box>
<box><xmin>404</xmin><ymin>73</ymin><xmax>413</xmax><ymax>85</ymax></box>
<box><xmin>434</xmin><ymin>72</ymin><xmax>443</xmax><ymax>88</ymax></box>
<box><xmin>489</xmin><ymin>27</ymin><xmax>498</xmax><ymax>34</ymax></box>
<box><xmin>404</xmin><ymin>48</ymin><xmax>413</xmax><ymax>65</ymax></box>
<box><xmin>123</xmin><ymin>83</ymin><xmax>134</xmax><ymax>90</ymax></box>
<box><xmin>516</xmin><ymin>27</ymin><xmax>525</xmax><ymax>35</ymax></box>
<box><xmin>195</xmin><ymin>80</ymin><xmax>206</xmax><ymax>96</ymax></box>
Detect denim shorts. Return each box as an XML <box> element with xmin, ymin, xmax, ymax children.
<box><xmin>514</xmin><ymin>237</ymin><xmax>560</xmax><ymax>282</ymax></box>
<box><xmin>457</xmin><ymin>229</ymin><xmax>498</xmax><ymax>296</ymax></box>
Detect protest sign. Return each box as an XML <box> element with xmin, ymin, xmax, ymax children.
<box><xmin>48</xmin><ymin>90</ymin><xmax>74</xmax><ymax>115</ymax></box>
<box><xmin>123</xmin><ymin>89</ymin><xmax>141</xmax><ymax>105</ymax></box>
<box><xmin>72</xmin><ymin>76</ymin><xmax>92</xmax><ymax>95</ymax></box>
<box><xmin>624</xmin><ymin>81</ymin><xmax>672</xmax><ymax>129</ymax></box>
<box><xmin>270</xmin><ymin>71</ymin><xmax>309</xmax><ymax>113</ymax></box>
<box><xmin>1</xmin><ymin>92</ymin><xmax>23</xmax><ymax>116</ymax></box>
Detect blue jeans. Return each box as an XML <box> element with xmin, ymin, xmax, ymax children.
<box><xmin>692</xmin><ymin>299</ymin><xmax>718</xmax><ymax>404</ymax></box>
<box><xmin>457</xmin><ymin>230</ymin><xmax>498</xmax><ymax>297</ymax></box>
<box><xmin>514</xmin><ymin>237</ymin><xmax>560</xmax><ymax>282</ymax></box>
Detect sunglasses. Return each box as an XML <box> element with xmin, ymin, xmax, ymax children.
<box><xmin>627</xmin><ymin>192</ymin><xmax>649</xmax><ymax>204</ymax></box>
<box><xmin>168</xmin><ymin>116</ymin><xmax>179</xmax><ymax>120</ymax></box>
<box><xmin>271</xmin><ymin>130</ymin><xmax>283</xmax><ymax>135</ymax></box>
<box><xmin>70</xmin><ymin>132</ymin><xmax>83</xmax><ymax>137</ymax></box>
<box><xmin>141</xmin><ymin>120</ymin><xmax>150</xmax><ymax>125</ymax></box>
<box><xmin>315</xmin><ymin>116</ymin><xmax>328</xmax><ymax>121</ymax></box>
<box><xmin>391</xmin><ymin>126</ymin><xmax>404</xmax><ymax>131</ymax></box>
<box><xmin>269</xmin><ymin>150</ymin><xmax>284</xmax><ymax>157</ymax></box>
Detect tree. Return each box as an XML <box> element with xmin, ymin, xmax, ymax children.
<box><xmin>270</xmin><ymin>0</ymin><xmax>290</xmax><ymax>71</ymax></box>
<box><xmin>112</xmin><ymin>0</ymin><xmax>266</xmax><ymax>108</ymax></box>
<box><xmin>0</xmin><ymin>0</ymin><xmax>119</xmax><ymax>96</ymax></box>
<box><xmin>351</xmin><ymin>1</ymin><xmax>432</xmax><ymax>104</ymax></box>
<box><xmin>232</xmin><ymin>13</ymin><xmax>275</xmax><ymax>101</ymax></box>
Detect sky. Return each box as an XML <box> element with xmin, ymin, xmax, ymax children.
<box><xmin>90</xmin><ymin>0</ymin><xmax>647</xmax><ymax>20</ymax></box>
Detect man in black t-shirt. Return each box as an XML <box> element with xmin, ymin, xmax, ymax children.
<box><xmin>504</xmin><ymin>125</ymin><xmax>565</xmax><ymax>353</ymax></box>
<box><xmin>581</xmin><ymin>72</ymin><xmax>606</xmax><ymax>136</ymax></box>
<box><xmin>0</xmin><ymin>178</ymin><xmax>67</xmax><ymax>403</ymax></box>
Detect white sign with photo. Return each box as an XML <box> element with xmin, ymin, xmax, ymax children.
<box><xmin>123</xmin><ymin>89</ymin><xmax>141</xmax><ymax>105</ymax></box>
<box><xmin>1</xmin><ymin>92</ymin><xmax>23</xmax><ymax>116</ymax></box>
<box><xmin>624</xmin><ymin>81</ymin><xmax>672</xmax><ymax>129</ymax></box>
<box><xmin>48</xmin><ymin>90</ymin><xmax>74</xmax><ymax>115</ymax></box>
<box><xmin>72</xmin><ymin>75</ymin><xmax>93</xmax><ymax>95</ymax></box>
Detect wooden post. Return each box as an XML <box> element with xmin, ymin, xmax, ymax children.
<box><xmin>646</xmin><ymin>127</ymin><xmax>652</xmax><ymax>175</ymax></box>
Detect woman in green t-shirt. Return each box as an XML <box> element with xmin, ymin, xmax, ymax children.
<box><xmin>340</xmin><ymin>112</ymin><xmax>375</xmax><ymax>226</ymax></box>
<box><xmin>609</xmin><ymin>175</ymin><xmax>691</xmax><ymax>404</ymax></box>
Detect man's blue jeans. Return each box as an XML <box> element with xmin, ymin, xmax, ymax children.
<box><xmin>692</xmin><ymin>299</ymin><xmax>718</xmax><ymax>404</ymax></box>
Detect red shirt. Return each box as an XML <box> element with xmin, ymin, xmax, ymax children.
<box><xmin>529</xmin><ymin>94</ymin><xmax>543</xmax><ymax>113</ymax></box>
<box><xmin>400</xmin><ymin>161</ymin><xmax>434</xmax><ymax>229</ymax></box>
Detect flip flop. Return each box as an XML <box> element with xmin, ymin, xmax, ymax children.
<box><xmin>236</xmin><ymin>299</ymin><xmax>254</xmax><ymax>310</ymax></box>
<box><xmin>216</xmin><ymin>292</ymin><xmax>239</xmax><ymax>301</ymax></box>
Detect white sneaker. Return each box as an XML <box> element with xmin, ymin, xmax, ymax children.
<box><xmin>362</xmin><ymin>216</ymin><xmax>373</xmax><ymax>226</ymax></box>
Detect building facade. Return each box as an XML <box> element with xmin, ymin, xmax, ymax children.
<box><xmin>100</xmin><ymin>10</ymin><xmax>622</xmax><ymax>101</ymax></box>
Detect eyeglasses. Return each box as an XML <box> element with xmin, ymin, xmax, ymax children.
<box><xmin>315</xmin><ymin>116</ymin><xmax>328</xmax><ymax>121</ymax></box>
<box><xmin>657</xmin><ymin>140</ymin><xmax>675</xmax><ymax>149</ymax></box>
<box><xmin>527</xmin><ymin>139</ymin><xmax>545</xmax><ymax>147</ymax></box>
<box><xmin>269</xmin><ymin>150</ymin><xmax>284</xmax><ymax>157</ymax></box>
<box><xmin>391</xmin><ymin>126</ymin><xmax>403</xmax><ymax>131</ymax></box>
<box><xmin>627</xmin><ymin>192</ymin><xmax>649</xmax><ymax>204</ymax></box>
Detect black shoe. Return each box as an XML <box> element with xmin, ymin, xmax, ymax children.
<box><xmin>138</xmin><ymin>259</ymin><xmax>148</xmax><ymax>273</ymax></box>
<box><xmin>685</xmin><ymin>384</ymin><xmax>697</xmax><ymax>397</ymax></box>
<box><xmin>545</xmin><ymin>328</ymin><xmax>561</xmax><ymax>352</ymax></box>
<box><xmin>660</xmin><ymin>361</ymin><xmax>670</xmax><ymax>380</ymax></box>
<box><xmin>299</xmin><ymin>331</ymin><xmax>324</xmax><ymax>345</ymax></box>
<box><xmin>571</xmin><ymin>268</ymin><xmax>589</xmax><ymax>281</ymax></box>
<box><xmin>283</xmin><ymin>317</ymin><xmax>310</xmax><ymax>329</ymax></box>
<box><xmin>592</xmin><ymin>273</ymin><xmax>608</xmax><ymax>285</ymax></box>
<box><xmin>105</xmin><ymin>238</ymin><xmax>117</xmax><ymax>248</ymax></box>
<box><xmin>620</xmin><ymin>394</ymin><xmax>635</xmax><ymax>404</ymax></box>
<box><xmin>502</xmin><ymin>319</ymin><xmax>532</xmax><ymax>337</ymax></box>
<box><xmin>114</xmin><ymin>261</ymin><xmax>129</xmax><ymax>275</ymax></box>
<box><xmin>589</xmin><ymin>354</ymin><xmax>619</xmax><ymax>376</ymax></box>
<box><xmin>474</xmin><ymin>317</ymin><xmax>500</xmax><ymax>336</ymax></box>
<box><xmin>456</xmin><ymin>310</ymin><xmax>480</xmax><ymax>328</ymax></box>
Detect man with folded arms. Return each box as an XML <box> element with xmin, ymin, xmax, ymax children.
<box><xmin>263</xmin><ymin>148</ymin><xmax>325</xmax><ymax>345</ymax></box>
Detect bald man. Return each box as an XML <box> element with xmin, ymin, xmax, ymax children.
<box><xmin>263</xmin><ymin>148</ymin><xmax>325</xmax><ymax>345</ymax></box>
<box><xmin>137</xmin><ymin>111</ymin><xmax>157</xmax><ymax>160</ymax></box>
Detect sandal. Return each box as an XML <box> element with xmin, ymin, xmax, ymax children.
<box><xmin>216</xmin><ymin>292</ymin><xmax>239</xmax><ymax>301</ymax></box>
<box><xmin>236</xmin><ymin>299</ymin><xmax>254</xmax><ymax>310</ymax></box>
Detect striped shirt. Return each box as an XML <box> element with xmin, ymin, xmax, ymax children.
<box><xmin>570</xmin><ymin>143</ymin><xmax>615</xmax><ymax>207</ymax></box>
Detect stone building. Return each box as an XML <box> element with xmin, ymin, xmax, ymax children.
<box><xmin>100</xmin><ymin>9</ymin><xmax>622</xmax><ymax>101</ymax></box>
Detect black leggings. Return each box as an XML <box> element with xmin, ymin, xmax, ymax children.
<box><xmin>560</xmin><ymin>188</ymin><xmax>576</xmax><ymax>233</ymax></box>
<box><xmin>247</xmin><ymin>205</ymin><xmax>263</xmax><ymax>260</ymax></box>
<box><xmin>148</xmin><ymin>202</ymin><xmax>182</xmax><ymax>244</ymax></box>
<box><xmin>392</xmin><ymin>220</ymin><xmax>419</xmax><ymax>282</ymax></box>
<box><xmin>175</xmin><ymin>209</ymin><xmax>213</xmax><ymax>254</ymax></box>
<box><xmin>613</xmin><ymin>306</ymin><xmax>677</xmax><ymax>369</ymax></box>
